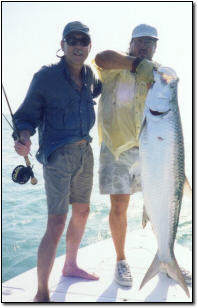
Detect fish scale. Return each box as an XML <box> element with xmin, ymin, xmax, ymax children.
<box><xmin>139</xmin><ymin>67</ymin><xmax>190</xmax><ymax>297</ymax></box>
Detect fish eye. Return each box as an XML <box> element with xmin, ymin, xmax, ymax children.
<box><xmin>149</xmin><ymin>109</ymin><xmax>164</xmax><ymax>116</ymax></box>
<box><xmin>149</xmin><ymin>109</ymin><xmax>170</xmax><ymax>116</ymax></box>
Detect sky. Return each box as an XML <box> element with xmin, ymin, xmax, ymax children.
<box><xmin>2</xmin><ymin>2</ymin><xmax>192</xmax><ymax>105</ymax></box>
<box><xmin>2</xmin><ymin>1</ymin><xmax>192</xmax><ymax>177</ymax></box>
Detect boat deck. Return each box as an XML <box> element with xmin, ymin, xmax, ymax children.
<box><xmin>2</xmin><ymin>229</ymin><xmax>192</xmax><ymax>302</ymax></box>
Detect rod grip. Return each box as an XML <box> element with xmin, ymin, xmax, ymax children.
<box><xmin>24</xmin><ymin>156</ymin><xmax>38</xmax><ymax>185</ymax></box>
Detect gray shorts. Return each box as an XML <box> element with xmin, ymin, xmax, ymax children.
<box><xmin>43</xmin><ymin>142</ymin><xmax>93</xmax><ymax>215</ymax></box>
<box><xmin>99</xmin><ymin>142</ymin><xmax>142</xmax><ymax>195</ymax></box>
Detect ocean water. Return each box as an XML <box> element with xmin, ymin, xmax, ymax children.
<box><xmin>2</xmin><ymin>110</ymin><xmax>192</xmax><ymax>283</ymax></box>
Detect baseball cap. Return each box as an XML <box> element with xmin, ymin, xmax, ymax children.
<box><xmin>62</xmin><ymin>21</ymin><xmax>90</xmax><ymax>39</ymax></box>
<box><xmin>132</xmin><ymin>24</ymin><xmax>158</xmax><ymax>40</ymax></box>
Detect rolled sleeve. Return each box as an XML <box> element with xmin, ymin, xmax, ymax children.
<box><xmin>13</xmin><ymin>72</ymin><xmax>45</xmax><ymax>136</ymax></box>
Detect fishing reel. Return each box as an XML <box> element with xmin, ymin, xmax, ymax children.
<box><xmin>12</xmin><ymin>165</ymin><xmax>37</xmax><ymax>184</ymax></box>
<box><xmin>11</xmin><ymin>154</ymin><xmax>38</xmax><ymax>185</ymax></box>
<box><xmin>2</xmin><ymin>83</ymin><xmax>38</xmax><ymax>186</ymax></box>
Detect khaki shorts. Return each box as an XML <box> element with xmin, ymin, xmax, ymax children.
<box><xmin>99</xmin><ymin>142</ymin><xmax>141</xmax><ymax>195</ymax></box>
<box><xmin>43</xmin><ymin>142</ymin><xmax>93</xmax><ymax>215</ymax></box>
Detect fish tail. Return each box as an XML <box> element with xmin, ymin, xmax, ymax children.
<box><xmin>139</xmin><ymin>253</ymin><xmax>190</xmax><ymax>297</ymax></box>
<box><xmin>139</xmin><ymin>253</ymin><xmax>160</xmax><ymax>290</ymax></box>
<box><xmin>166</xmin><ymin>254</ymin><xmax>190</xmax><ymax>297</ymax></box>
<box><xmin>142</xmin><ymin>204</ymin><xmax>149</xmax><ymax>228</ymax></box>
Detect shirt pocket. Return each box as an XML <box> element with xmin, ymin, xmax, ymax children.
<box><xmin>45</xmin><ymin>106</ymin><xmax>68</xmax><ymax>130</ymax></box>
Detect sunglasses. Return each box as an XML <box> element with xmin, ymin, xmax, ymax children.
<box><xmin>134</xmin><ymin>37</ymin><xmax>157</xmax><ymax>47</ymax></box>
<box><xmin>64</xmin><ymin>36</ymin><xmax>90</xmax><ymax>47</ymax></box>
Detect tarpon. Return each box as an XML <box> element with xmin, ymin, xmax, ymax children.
<box><xmin>139</xmin><ymin>66</ymin><xmax>190</xmax><ymax>297</ymax></box>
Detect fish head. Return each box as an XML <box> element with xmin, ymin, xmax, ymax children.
<box><xmin>145</xmin><ymin>67</ymin><xmax>178</xmax><ymax>115</ymax></box>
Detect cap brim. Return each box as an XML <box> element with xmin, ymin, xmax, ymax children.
<box><xmin>132</xmin><ymin>34</ymin><xmax>158</xmax><ymax>40</ymax></box>
<box><xmin>65</xmin><ymin>30</ymin><xmax>90</xmax><ymax>38</ymax></box>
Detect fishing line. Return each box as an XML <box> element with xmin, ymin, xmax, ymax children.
<box><xmin>2</xmin><ymin>113</ymin><xmax>32</xmax><ymax>157</ymax></box>
<box><xmin>2</xmin><ymin>84</ymin><xmax>37</xmax><ymax>185</ymax></box>
<box><xmin>2</xmin><ymin>113</ymin><xmax>14</xmax><ymax>130</ymax></box>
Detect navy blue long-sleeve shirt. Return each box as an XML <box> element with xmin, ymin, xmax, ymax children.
<box><xmin>13</xmin><ymin>57</ymin><xmax>102</xmax><ymax>165</ymax></box>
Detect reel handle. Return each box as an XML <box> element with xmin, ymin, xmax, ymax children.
<box><xmin>24</xmin><ymin>156</ymin><xmax>38</xmax><ymax>185</ymax></box>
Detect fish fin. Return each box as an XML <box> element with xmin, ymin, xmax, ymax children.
<box><xmin>139</xmin><ymin>253</ymin><xmax>160</xmax><ymax>290</ymax></box>
<box><xmin>183</xmin><ymin>176</ymin><xmax>192</xmax><ymax>198</ymax></box>
<box><xmin>166</xmin><ymin>254</ymin><xmax>190</xmax><ymax>297</ymax></box>
<box><xmin>138</xmin><ymin>115</ymin><xmax>147</xmax><ymax>140</ymax></box>
<box><xmin>142</xmin><ymin>205</ymin><xmax>149</xmax><ymax>228</ymax></box>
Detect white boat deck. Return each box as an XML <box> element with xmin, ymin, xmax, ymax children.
<box><xmin>2</xmin><ymin>229</ymin><xmax>192</xmax><ymax>302</ymax></box>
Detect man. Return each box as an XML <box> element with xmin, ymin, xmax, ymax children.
<box><xmin>13</xmin><ymin>21</ymin><xmax>102</xmax><ymax>302</ymax></box>
<box><xmin>95</xmin><ymin>24</ymin><xmax>159</xmax><ymax>287</ymax></box>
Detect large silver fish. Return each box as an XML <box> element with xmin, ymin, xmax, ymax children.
<box><xmin>139</xmin><ymin>66</ymin><xmax>190</xmax><ymax>297</ymax></box>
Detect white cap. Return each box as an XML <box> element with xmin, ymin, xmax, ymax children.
<box><xmin>132</xmin><ymin>24</ymin><xmax>158</xmax><ymax>40</ymax></box>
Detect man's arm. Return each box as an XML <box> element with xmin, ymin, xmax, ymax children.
<box><xmin>95</xmin><ymin>50</ymin><xmax>137</xmax><ymax>70</ymax></box>
<box><xmin>13</xmin><ymin>71</ymin><xmax>45</xmax><ymax>156</ymax></box>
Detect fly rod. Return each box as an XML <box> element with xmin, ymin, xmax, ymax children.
<box><xmin>2</xmin><ymin>84</ymin><xmax>38</xmax><ymax>185</ymax></box>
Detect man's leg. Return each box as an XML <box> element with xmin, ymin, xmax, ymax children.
<box><xmin>109</xmin><ymin>194</ymin><xmax>132</xmax><ymax>287</ymax></box>
<box><xmin>62</xmin><ymin>203</ymin><xmax>99</xmax><ymax>280</ymax></box>
<box><xmin>109</xmin><ymin>194</ymin><xmax>130</xmax><ymax>261</ymax></box>
<box><xmin>34</xmin><ymin>214</ymin><xmax>67</xmax><ymax>302</ymax></box>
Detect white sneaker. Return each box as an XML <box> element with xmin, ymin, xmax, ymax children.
<box><xmin>114</xmin><ymin>260</ymin><xmax>132</xmax><ymax>287</ymax></box>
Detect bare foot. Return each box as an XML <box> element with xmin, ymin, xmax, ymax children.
<box><xmin>62</xmin><ymin>264</ymin><xmax>99</xmax><ymax>280</ymax></box>
<box><xmin>33</xmin><ymin>292</ymin><xmax>50</xmax><ymax>302</ymax></box>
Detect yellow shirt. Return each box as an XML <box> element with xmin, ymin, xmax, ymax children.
<box><xmin>96</xmin><ymin>59</ymin><xmax>159</xmax><ymax>160</ymax></box>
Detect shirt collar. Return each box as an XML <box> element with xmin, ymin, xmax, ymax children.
<box><xmin>60</xmin><ymin>57</ymin><xmax>87</xmax><ymax>84</ymax></box>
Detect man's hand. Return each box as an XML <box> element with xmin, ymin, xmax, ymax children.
<box><xmin>14</xmin><ymin>130</ymin><xmax>31</xmax><ymax>157</ymax></box>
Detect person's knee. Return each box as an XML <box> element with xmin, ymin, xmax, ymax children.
<box><xmin>46</xmin><ymin>214</ymin><xmax>66</xmax><ymax>242</ymax></box>
<box><xmin>72</xmin><ymin>205</ymin><xmax>90</xmax><ymax>222</ymax></box>
<box><xmin>111</xmin><ymin>204</ymin><xmax>126</xmax><ymax>217</ymax></box>
<box><xmin>110</xmin><ymin>196</ymin><xmax>129</xmax><ymax>217</ymax></box>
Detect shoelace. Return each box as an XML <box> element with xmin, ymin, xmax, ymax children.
<box><xmin>118</xmin><ymin>263</ymin><xmax>131</xmax><ymax>278</ymax></box>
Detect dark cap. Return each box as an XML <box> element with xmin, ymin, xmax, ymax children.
<box><xmin>62</xmin><ymin>21</ymin><xmax>90</xmax><ymax>39</ymax></box>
